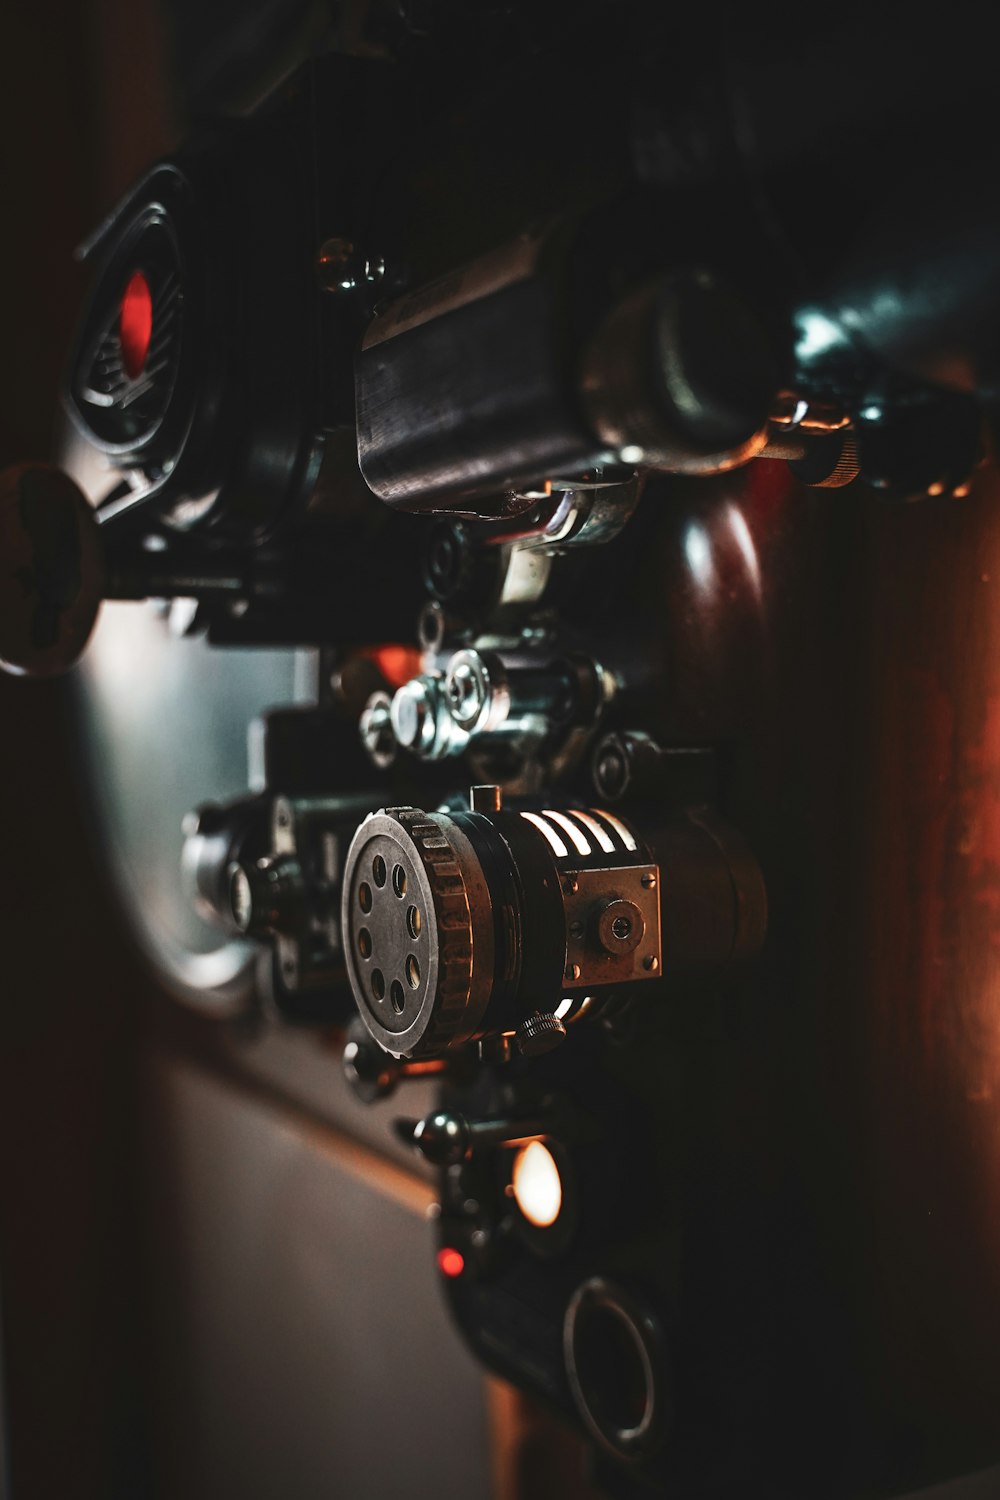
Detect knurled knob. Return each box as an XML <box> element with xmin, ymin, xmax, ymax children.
<box><xmin>516</xmin><ymin>1010</ymin><xmax>567</xmax><ymax>1058</ymax></box>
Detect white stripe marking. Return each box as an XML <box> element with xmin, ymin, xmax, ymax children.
<box><xmin>592</xmin><ymin>809</ymin><xmax>638</xmax><ymax>852</ymax></box>
<box><xmin>520</xmin><ymin>811</ymin><xmax>568</xmax><ymax>859</ymax></box>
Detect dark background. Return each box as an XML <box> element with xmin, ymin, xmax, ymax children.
<box><xmin>0</xmin><ymin>3</ymin><xmax>172</xmax><ymax>1494</ymax></box>
<box><xmin>7</xmin><ymin>9</ymin><xmax>1000</xmax><ymax>1500</ymax></box>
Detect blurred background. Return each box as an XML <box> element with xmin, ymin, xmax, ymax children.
<box><xmin>0</xmin><ymin>4</ymin><xmax>169</xmax><ymax>1495</ymax></box>
<box><xmin>0</xmin><ymin>6</ymin><xmax>533</xmax><ymax>1498</ymax></box>
<box><xmin>7</xmin><ymin>8</ymin><xmax>1000</xmax><ymax>1500</ymax></box>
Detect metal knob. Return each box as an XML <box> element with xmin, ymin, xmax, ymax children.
<box><xmin>0</xmin><ymin>464</ymin><xmax>105</xmax><ymax>677</ymax></box>
<box><xmin>397</xmin><ymin>1108</ymin><xmax>546</xmax><ymax>1165</ymax></box>
<box><xmin>516</xmin><ymin>1010</ymin><xmax>568</xmax><ymax>1057</ymax></box>
<box><xmin>227</xmin><ymin>855</ymin><xmax>303</xmax><ymax>936</ymax></box>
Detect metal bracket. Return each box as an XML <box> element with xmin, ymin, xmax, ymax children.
<box><xmin>561</xmin><ymin>865</ymin><xmax>662</xmax><ymax>988</ymax></box>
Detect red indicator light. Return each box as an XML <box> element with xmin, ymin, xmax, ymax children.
<box><xmin>120</xmin><ymin>270</ymin><xmax>153</xmax><ymax>381</ymax></box>
<box><xmin>437</xmin><ymin>1247</ymin><xmax>465</xmax><ymax>1279</ymax></box>
<box><xmin>366</xmin><ymin>644</ymin><xmax>424</xmax><ymax>690</ymax></box>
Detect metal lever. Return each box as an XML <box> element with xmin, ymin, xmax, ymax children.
<box><xmin>342</xmin><ymin>1023</ymin><xmax>448</xmax><ymax>1104</ymax></box>
<box><xmin>395</xmin><ymin>1109</ymin><xmax>546</xmax><ymax>1166</ymax></box>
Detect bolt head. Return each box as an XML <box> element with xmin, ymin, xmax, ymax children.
<box><xmin>597</xmin><ymin>899</ymin><xmax>644</xmax><ymax>956</ymax></box>
<box><xmin>643</xmin><ymin>954</ymin><xmax>660</xmax><ymax>972</ymax></box>
<box><xmin>565</xmin><ymin>962</ymin><xmax>582</xmax><ymax>981</ymax></box>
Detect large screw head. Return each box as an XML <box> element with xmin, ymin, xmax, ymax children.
<box><xmin>445</xmin><ymin>649</ymin><xmax>510</xmax><ymax>735</ymax></box>
<box><xmin>597</xmin><ymin>899</ymin><xmax>645</xmax><ymax>956</ymax></box>
<box><xmin>390</xmin><ymin>678</ymin><xmax>434</xmax><ymax>752</ymax></box>
<box><xmin>445</xmin><ymin>652</ymin><xmax>488</xmax><ymax>731</ymax></box>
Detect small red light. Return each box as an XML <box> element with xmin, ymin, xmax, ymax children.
<box><xmin>437</xmin><ymin>1247</ymin><xmax>465</xmax><ymax>1279</ymax></box>
<box><xmin>366</xmin><ymin>644</ymin><xmax>424</xmax><ymax>690</ymax></box>
<box><xmin>120</xmin><ymin>270</ymin><xmax>153</xmax><ymax>381</ymax></box>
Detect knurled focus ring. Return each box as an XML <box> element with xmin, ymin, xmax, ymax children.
<box><xmin>341</xmin><ymin>808</ymin><xmax>493</xmax><ymax>1057</ymax></box>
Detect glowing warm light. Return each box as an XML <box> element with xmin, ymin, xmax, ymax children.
<box><xmin>366</xmin><ymin>643</ymin><xmax>424</xmax><ymax>689</ymax></box>
<box><xmin>436</xmin><ymin>1247</ymin><xmax>465</xmax><ymax>1279</ymax></box>
<box><xmin>511</xmin><ymin>1141</ymin><xmax>563</xmax><ymax>1228</ymax></box>
<box><xmin>120</xmin><ymin>270</ymin><xmax>153</xmax><ymax>380</ymax></box>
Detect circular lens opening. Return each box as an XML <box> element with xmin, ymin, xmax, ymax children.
<box><xmin>358</xmin><ymin>928</ymin><xmax>372</xmax><ymax>959</ymax></box>
<box><xmin>612</xmin><ymin>916</ymin><xmax>632</xmax><ymax>941</ymax></box>
<box><xmin>372</xmin><ymin>855</ymin><xmax>387</xmax><ymax>888</ymax></box>
<box><xmin>390</xmin><ymin>979</ymin><xmax>405</xmax><ymax>1014</ymax></box>
<box><xmin>371</xmin><ymin>968</ymin><xmax>385</xmax><ymax>1001</ymax></box>
<box><xmin>392</xmin><ymin>864</ymin><xmax>407</xmax><ymax>898</ymax></box>
<box><xmin>406</xmin><ymin>954</ymin><xmax>421</xmax><ymax>989</ymax></box>
<box><xmin>573</xmin><ymin>1302</ymin><xmax>651</xmax><ymax>1440</ymax></box>
<box><xmin>407</xmin><ymin>905</ymin><xmax>421</xmax><ymax>939</ymax></box>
